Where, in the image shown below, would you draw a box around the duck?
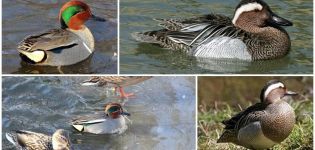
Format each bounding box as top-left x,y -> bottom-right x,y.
71,102 -> 131,134
81,76 -> 152,98
217,80 -> 297,149
6,129 -> 71,150
132,0 -> 293,61
17,0 -> 106,66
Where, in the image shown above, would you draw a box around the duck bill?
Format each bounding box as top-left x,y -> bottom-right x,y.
122,112 -> 131,116
285,91 -> 298,96
268,12 -> 293,26
90,14 -> 106,22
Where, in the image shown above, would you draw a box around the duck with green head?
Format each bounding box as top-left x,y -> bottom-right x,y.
18,0 -> 106,66
71,102 -> 131,134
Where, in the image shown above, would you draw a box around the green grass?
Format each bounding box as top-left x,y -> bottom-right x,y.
198,99 -> 313,150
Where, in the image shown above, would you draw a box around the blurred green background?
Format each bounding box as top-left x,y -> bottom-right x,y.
198,77 -> 313,110
198,77 -> 313,150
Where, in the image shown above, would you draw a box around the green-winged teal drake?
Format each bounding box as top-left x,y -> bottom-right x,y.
217,80 -> 297,149
133,0 -> 293,61
17,0 -> 106,66
81,76 -> 152,98
71,102 -> 131,134
6,129 -> 71,150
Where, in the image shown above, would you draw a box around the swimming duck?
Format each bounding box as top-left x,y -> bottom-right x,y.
217,80 -> 297,149
71,102 -> 130,134
133,0 -> 293,61
6,129 -> 71,150
81,76 -> 152,98
18,0 -> 106,66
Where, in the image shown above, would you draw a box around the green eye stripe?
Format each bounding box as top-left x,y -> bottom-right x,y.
108,106 -> 120,113
61,6 -> 84,25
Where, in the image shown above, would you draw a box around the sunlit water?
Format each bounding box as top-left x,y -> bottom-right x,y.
2,0 -> 117,74
120,0 -> 313,74
2,76 -> 196,150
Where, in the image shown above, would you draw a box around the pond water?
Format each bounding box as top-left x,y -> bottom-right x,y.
2,76 -> 196,150
120,0 -> 313,74
2,0 -> 117,74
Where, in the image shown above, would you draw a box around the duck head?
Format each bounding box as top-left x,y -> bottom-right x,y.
232,0 -> 293,32
59,0 -> 92,30
260,80 -> 298,104
105,103 -> 130,119
52,129 -> 71,150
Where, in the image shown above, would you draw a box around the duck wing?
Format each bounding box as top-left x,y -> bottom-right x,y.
223,103 -> 267,130
6,130 -> 51,149
217,103 -> 267,143
107,76 -> 152,87
71,112 -> 108,125
93,76 -> 151,87
154,14 -> 232,31
17,29 -> 79,53
134,14 -> 252,54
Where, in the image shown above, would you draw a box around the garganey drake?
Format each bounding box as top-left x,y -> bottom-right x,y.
17,0 -> 106,66
6,129 -> 71,150
71,102 -> 131,134
81,76 -> 152,98
133,0 -> 293,61
217,80 -> 297,149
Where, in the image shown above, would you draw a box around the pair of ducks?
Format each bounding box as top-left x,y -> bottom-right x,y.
6,79 -> 297,150
19,0 -> 292,67
6,76 -> 152,150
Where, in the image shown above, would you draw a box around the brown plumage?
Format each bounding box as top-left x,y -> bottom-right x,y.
82,76 -> 152,98
217,80 -> 297,149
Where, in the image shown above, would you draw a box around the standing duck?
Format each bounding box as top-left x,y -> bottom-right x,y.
81,76 -> 152,98
18,0 -> 106,66
217,80 -> 297,149
6,129 -> 71,150
71,102 -> 130,134
133,0 -> 293,61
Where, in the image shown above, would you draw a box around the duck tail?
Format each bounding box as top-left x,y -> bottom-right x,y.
131,29 -> 168,44
5,132 -> 18,146
72,124 -> 84,132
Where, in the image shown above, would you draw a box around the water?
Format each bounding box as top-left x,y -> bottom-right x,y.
120,0 -> 313,74
2,0 -> 117,74
2,76 -> 196,150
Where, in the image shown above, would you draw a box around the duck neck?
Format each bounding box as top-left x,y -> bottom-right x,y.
261,101 -> 295,143
241,25 -> 291,60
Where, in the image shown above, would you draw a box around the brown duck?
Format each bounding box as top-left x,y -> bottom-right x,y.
82,76 -> 152,98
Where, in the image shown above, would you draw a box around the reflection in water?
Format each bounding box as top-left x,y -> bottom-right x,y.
2,0 -> 117,74
120,0 -> 312,74
2,77 -> 196,150
196,57 -> 291,73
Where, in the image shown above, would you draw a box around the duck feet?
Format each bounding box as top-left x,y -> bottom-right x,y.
116,87 -> 135,99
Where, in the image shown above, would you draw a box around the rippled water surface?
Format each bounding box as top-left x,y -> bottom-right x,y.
120,0 -> 313,74
2,76 -> 196,149
2,0 -> 117,74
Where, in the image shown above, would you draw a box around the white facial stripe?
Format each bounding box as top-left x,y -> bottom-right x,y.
232,2 -> 263,24
264,82 -> 284,99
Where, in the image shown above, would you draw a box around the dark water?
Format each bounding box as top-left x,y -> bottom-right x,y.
120,0 -> 313,74
2,0 -> 117,74
2,76 -> 196,150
